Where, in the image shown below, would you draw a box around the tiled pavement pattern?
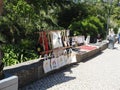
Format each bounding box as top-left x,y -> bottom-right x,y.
20,44 -> 120,90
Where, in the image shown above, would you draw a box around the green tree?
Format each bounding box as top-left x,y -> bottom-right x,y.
69,16 -> 106,42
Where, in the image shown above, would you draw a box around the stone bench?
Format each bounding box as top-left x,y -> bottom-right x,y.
0,75 -> 18,90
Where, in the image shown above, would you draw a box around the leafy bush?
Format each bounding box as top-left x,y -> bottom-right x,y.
69,16 -> 106,42
0,0 -> 113,66
113,27 -> 119,34
1,44 -> 38,66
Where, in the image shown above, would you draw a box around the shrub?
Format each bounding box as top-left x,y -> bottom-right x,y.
1,44 -> 38,66
69,16 -> 106,41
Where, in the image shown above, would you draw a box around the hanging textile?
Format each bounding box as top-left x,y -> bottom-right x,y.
43,54 -> 51,73
50,31 -> 63,49
50,52 -> 59,70
39,31 -> 49,52
68,48 -> 77,64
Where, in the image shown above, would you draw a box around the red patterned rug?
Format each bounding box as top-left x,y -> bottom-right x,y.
80,45 -> 97,51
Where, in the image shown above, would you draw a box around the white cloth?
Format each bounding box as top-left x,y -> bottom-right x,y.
51,57 -> 59,70
84,35 -> 90,45
50,31 -> 63,49
43,59 -> 51,73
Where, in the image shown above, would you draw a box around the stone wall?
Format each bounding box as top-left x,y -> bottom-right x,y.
4,59 -> 44,88
3,42 -> 108,88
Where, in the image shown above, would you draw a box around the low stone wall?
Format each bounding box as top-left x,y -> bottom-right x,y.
76,47 -> 100,63
76,41 -> 108,63
3,42 -> 108,88
4,59 -> 44,88
100,43 -> 108,51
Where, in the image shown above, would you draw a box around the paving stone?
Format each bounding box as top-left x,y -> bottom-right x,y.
20,44 -> 120,90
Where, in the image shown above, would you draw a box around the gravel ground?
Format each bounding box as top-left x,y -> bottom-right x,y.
20,44 -> 120,90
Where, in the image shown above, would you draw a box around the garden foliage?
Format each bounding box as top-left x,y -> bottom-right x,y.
0,0 -> 119,66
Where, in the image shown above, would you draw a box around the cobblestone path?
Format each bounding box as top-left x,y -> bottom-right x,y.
20,44 -> 120,90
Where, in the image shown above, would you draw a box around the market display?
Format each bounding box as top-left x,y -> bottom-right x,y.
36,30 -> 98,73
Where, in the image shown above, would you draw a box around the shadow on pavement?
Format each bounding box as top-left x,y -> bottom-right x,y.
81,51 -> 104,63
20,66 -> 76,90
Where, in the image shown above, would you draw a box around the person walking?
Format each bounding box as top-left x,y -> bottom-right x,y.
107,28 -> 115,49
117,28 -> 120,44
